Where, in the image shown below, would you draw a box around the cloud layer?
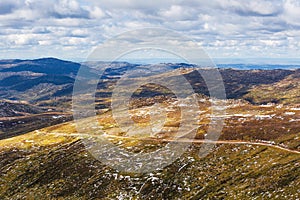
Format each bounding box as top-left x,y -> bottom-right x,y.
0,0 -> 300,61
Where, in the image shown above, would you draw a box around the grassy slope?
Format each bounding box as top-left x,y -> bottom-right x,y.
0,113 -> 299,199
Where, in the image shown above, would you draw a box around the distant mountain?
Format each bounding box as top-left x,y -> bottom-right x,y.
0,59 -> 25,65
0,58 -> 299,105
166,68 -> 294,99
0,58 -> 80,76
0,58 -> 82,103
217,63 -> 300,70
219,68 -> 294,99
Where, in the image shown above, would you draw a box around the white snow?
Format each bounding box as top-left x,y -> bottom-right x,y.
284,112 -> 295,115
290,107 -> 300,111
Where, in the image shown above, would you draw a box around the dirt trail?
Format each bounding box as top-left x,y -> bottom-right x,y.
49,132 -> 300,155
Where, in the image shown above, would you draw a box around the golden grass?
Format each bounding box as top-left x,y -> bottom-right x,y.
0,131 -> 76,150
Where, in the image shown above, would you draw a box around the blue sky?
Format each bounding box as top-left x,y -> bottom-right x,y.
0,0 -> 300,64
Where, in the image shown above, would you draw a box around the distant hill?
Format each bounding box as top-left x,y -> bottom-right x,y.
160,68 -> 294,99
244,69 -> 300,104
0,100 -> 44,117
0,58 -> 80,76
217,63 -> 300,70
0,75 -> 74,91
0,58 -> 299,105
0,58 -> 81,103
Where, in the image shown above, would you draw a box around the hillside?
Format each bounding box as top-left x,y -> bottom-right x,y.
0,97 -> 299,199
0,58 -> 80,103
244,69 -> 300,104
175,68 -> 293,99
0,100 -> 44,117
0,135 -> 299,199
0,101 -> 71,140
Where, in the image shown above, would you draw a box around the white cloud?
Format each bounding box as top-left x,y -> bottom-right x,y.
216,0 -> 281,16
0,0 -> 22,14
88,6 -> 106,19
159,5 -> 198,21
282,0 -> 300,26
0,0 -> 300,60
90,0 -> 183,11
6,34 -> 38,45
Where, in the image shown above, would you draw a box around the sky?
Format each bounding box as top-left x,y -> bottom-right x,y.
0,0 -> 300,64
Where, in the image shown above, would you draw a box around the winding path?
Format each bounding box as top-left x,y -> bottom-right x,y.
49,132 -> 300,155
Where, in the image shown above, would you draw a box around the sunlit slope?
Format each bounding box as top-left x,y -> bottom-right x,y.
35,96 -> 300,150
0,96 -> 299,199
0,128 -> 299,199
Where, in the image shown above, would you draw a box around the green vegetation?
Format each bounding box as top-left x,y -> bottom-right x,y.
0,132 -> 299,199
0,98 -> 299,199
